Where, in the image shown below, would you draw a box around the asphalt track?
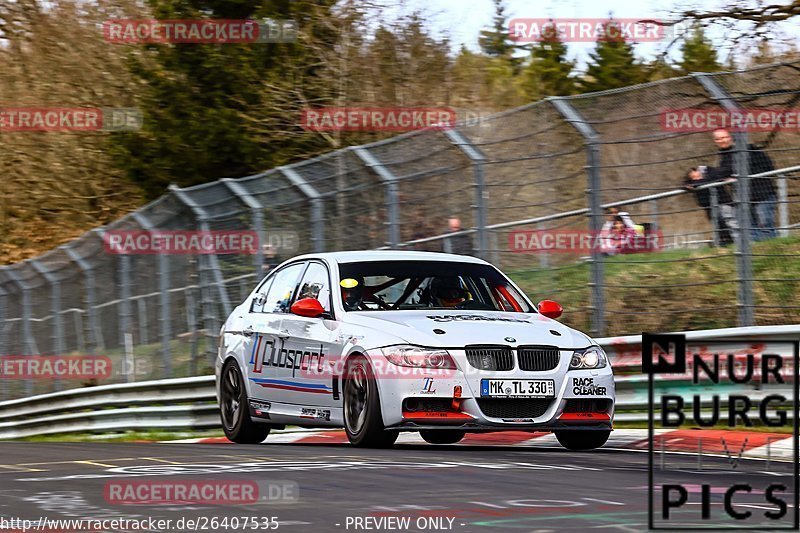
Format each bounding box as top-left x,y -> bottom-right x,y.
0,438 -> 795,533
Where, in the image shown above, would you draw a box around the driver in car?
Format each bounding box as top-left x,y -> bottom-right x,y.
340,277 -> 366,311
429,277 -> 469,308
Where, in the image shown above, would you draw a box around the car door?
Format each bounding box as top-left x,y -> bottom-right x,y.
279,260 -> 340,411
245,261 -> 306,404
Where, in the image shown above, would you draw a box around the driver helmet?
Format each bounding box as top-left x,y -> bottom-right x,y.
430,276 -> 468,307
340,277 -> 364,310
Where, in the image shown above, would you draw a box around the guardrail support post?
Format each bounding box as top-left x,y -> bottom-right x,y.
444,128 -> 488,259
695,74 -> 754,327
550,97 -> 605,336
279,166 -> 325,253
353,147 -> 401,249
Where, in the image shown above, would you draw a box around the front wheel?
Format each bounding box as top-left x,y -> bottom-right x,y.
420,430 -> 465,445
555,429 -> 610,451
343,355 -> 398,448
220,360 -> 270,444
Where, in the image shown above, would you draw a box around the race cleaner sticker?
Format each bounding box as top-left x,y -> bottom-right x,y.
572,377 -> 607,395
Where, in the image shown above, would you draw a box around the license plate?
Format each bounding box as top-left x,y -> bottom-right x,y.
480,379 -> 555,398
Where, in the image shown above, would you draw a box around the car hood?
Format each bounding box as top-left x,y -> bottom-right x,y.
341,309 -> 595,349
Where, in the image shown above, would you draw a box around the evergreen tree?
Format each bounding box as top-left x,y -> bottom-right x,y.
111,0 -> 340,198
679,25 -> 721,73
478,0 -> 514,59
580,21 -> 648,92
520,32 -> 576,98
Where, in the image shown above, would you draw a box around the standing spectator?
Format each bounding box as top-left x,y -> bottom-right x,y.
442,216 -> 473,255
748,145 -> 778,240
686,129 -> 740,245
687,128 -> 778,243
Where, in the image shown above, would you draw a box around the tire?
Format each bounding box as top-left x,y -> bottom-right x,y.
343,354 -> 398,448
555,429 -> 610,451
219,359 -> 270,444
420,430 -> 465,445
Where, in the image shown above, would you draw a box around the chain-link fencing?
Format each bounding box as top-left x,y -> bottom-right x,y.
1,61 -> 799,399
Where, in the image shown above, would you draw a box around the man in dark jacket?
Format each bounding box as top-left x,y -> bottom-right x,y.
685,129 -> 737,245
686,129 -> 778,244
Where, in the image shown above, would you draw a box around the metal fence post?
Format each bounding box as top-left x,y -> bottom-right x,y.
222,178 -> 265,278
443,128 -> 489,259
118,254 -> 132,349
121,212 -> 165,371
64,242 -> 103,352
550,97 -> 605,336
695,74 -> 754,326
778,176 -> 789,237
4,269 -> 35,395
353,147 -> 400,249
169,186 -> 232,367
29,260 -> 63,391
29,260 -> 63,358
0,284 -> 5,354
279,166 -> 325,253
732,131 -> 755,326
649,199 -> 659,231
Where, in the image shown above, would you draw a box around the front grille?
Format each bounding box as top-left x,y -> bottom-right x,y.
476,398 -> 553,419
518,345 -> 560,371
466,346 -> 514,371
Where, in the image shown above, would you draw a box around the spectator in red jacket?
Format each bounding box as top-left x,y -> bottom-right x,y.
601,216 -> 638,255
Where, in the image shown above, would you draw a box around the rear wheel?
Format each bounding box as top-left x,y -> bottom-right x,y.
555,429 -> 610,451
420,430 -> 465,445
220,360 -> 270,444
343,355 -> 398,448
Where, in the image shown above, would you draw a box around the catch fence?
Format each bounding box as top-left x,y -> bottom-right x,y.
1,61 -> 800,399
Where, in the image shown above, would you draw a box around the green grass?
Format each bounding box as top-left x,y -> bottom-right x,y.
508,235 -> 800,335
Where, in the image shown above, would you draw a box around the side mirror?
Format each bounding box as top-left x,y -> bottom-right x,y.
290,297 -> 326,318
537,300 -> 563,319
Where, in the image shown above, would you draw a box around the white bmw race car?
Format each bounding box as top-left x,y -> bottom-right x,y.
215,251 -> 615,449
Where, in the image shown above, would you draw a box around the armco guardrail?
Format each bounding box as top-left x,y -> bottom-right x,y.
0,325 -> 795,439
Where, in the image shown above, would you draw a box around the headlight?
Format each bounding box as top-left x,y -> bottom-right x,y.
569,346 -> 607,369
381,345 -> 457,369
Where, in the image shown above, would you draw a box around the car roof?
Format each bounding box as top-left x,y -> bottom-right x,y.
289,250 -> 490,265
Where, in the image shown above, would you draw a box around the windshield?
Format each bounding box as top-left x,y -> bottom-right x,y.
337,260 -> 533,312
